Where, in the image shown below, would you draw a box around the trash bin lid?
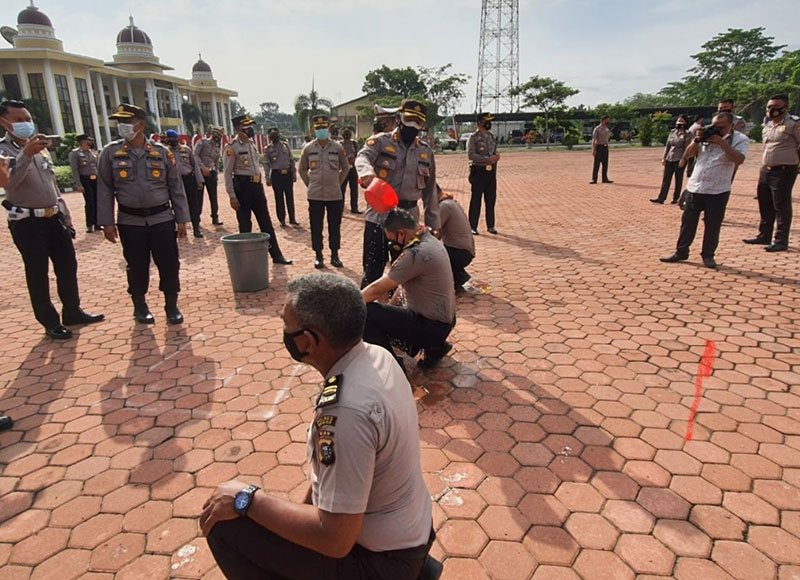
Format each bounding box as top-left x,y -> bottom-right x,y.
220,232 -> 271,244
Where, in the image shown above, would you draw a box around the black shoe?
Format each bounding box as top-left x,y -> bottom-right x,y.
86,227 -> 93,233
660,253 -> 689,263
418,341 -> 453,369
702,256 -> 717,269
212,218 -> 223,226
488,227 -> 498,234
603,179 -> 614,183
132,296 -> 155,324
62,310 -> 105,326
330,254 -> 343,268
470,229 -> 479,235
351,209 -> 363,214
454,271 -> 471,288
314,252 -> 324,269
589,180 -> 597,184
743,237 -> 770,245
0,415 -> 13,432
165,307 -> 183,325
670,199 -> 679,205
289,220 -> 300,226
279,222 -> 287,227
765,243 -> 788,252
193,227 -> 204,238
46,325 -> 73,340
273,255 -> 293,265
96,225 -> 104,231
418,555 -> 443,580
650,199 -> 664,204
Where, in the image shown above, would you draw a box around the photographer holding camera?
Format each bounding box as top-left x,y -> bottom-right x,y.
660,111 -> 748,269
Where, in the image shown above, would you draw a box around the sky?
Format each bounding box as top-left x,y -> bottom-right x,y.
7,0 -> 799,115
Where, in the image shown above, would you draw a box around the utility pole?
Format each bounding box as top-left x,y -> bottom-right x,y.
476,0 -> 520,114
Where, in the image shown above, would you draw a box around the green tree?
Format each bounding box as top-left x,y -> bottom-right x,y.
623,92 -> 672,108
510,76 -> 579,150
294,89 -> 333,135
181,101 -> 203,134
362,66 -> 426,98
54,133 -> 79,166
230,99 -> 248,118
253,102 -> 298,133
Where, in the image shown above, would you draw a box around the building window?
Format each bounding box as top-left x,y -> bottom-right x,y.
2,74 -> 22,100
75,78 -> 95,135
54,74 -> 75,132
201,102 -> 212,124
27,73 -> 53,134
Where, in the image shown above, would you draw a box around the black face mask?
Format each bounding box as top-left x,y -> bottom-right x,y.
400,125 -> 419,144
283,328 -> 317,362
343,132 -> 352,140
242,127 -> 255,138
768,107 -> 786,118
270,135 -> 279,142
389,232 -> 406,253
167,139 -> 179,147
483,122 -> 492,131
676,124 -> 685,130
212,135 -> 221,142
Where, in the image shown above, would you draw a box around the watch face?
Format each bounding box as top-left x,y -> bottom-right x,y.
234,492 -> 249,512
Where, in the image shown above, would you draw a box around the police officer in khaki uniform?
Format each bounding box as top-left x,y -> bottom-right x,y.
355,99 -> 439,288
0,100 -> 104,339
340,127 -> 361,214
69,133 -> 101,233
438,186 -> 475,289
194,126 -> 223,226
467,112 -> 499,234
362,209 -> 456,371
591,116 -> 613,184
165,130 -> 205,238
224,114 -> 292,265
717,99 -> 747,133
743,94 -> 800,252
373,105 -> 397,134
651,116 -> 691,204
202,273 -> 436,580
98,103 -> 189,325
264,127 -> 298,227
299,115 -> 350,269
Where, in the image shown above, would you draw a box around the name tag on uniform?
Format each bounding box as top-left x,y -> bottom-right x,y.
89,175 -> 97,180
486,165 -> 493,171
252,174 -> 261,183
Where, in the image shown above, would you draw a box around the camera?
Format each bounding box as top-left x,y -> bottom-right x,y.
700,126 -> 721,142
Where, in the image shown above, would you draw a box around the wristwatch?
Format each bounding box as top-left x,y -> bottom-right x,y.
233,484 -> 260,517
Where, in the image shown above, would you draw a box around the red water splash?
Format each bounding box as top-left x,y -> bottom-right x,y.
684,340 -> 717,442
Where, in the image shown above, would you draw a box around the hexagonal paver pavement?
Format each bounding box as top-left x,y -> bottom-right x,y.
3,145 -> 800,579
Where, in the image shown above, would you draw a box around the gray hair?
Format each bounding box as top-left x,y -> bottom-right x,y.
286,273 -> 366,349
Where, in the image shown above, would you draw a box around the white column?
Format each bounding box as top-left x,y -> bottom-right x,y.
226,100 -> 233,134
176,90 -> 186,134
211,93 -> 219,126
95,72 -> 112,143
65,63 -> 85,134
42,60 -> 64,135
111,76 -> 120,106
17,60 -> 31,99
85,71 -> 102,145
126,79 -> 134,105
146,79 -> 161,133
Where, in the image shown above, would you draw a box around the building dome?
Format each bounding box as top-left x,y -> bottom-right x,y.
116,16 -> 152,46
17,2 -> 52,27
192,55 -> 212,73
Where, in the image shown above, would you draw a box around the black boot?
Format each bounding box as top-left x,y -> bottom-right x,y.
330,251 -> 343,268
164,293 -> 184,325
193,224 -> 204,238
132,295 -> 155,324
314,251 -> 324,269
212,216 -> 223,226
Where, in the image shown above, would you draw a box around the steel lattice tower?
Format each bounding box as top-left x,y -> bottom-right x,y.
476,0 -> 520,114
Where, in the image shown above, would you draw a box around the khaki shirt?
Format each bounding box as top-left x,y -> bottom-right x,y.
223,137 -> 261,200
355,130 -> 440,229
762,115 -> 800,167
308,341 -> 432,552
68,147 -> 98,184
263,140 -> 296,176
171,144 -> 204,185
97,139 -> 189,226
388,230 -> 455,323
664,129 -> 691,162
467,130 -> 497,167
341,138 -> 359,165
439,198 -> 475,256
194,137 -> 221,172
0,135 -> 70,218
593,125 -> 611,146
298,139 -> 349,201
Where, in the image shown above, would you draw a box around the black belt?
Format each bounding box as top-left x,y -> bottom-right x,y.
398,199 -> 418,210
765,164 -> 798,171
118,202 -> 171,217
597,144 -> 609,147
271,169 -> 291,175
234,174 -> 262,183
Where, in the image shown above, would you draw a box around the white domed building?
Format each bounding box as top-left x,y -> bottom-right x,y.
0,2 -> 237,144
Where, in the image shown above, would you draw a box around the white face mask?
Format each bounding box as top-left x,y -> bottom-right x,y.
10,121 -> 36,140
117,122 -> 137,141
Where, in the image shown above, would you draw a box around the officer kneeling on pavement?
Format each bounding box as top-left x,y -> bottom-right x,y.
362,208 -> 456,371
0,100 -> 104,339
202,273 -> 438,580
98,103 -> 189,325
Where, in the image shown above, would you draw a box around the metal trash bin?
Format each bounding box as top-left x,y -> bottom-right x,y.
220,233 -> 270,292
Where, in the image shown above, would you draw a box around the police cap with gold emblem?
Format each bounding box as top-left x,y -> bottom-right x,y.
312,115 -> 330,129
398,99 -> 427,127
76,134 -> 90,143
267,127 -> 280,136
232,114 -> 255,128
109,103 -> 146,121
375,104 -> 398,120
477,112 -> 495,123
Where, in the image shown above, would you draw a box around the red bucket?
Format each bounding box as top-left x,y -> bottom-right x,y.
363,178 -> 398,213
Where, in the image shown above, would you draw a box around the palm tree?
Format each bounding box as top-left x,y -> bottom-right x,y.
294,85 -> 333,135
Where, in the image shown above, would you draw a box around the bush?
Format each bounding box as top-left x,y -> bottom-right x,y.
55,133 -> 79,166
655,124 -> 670,146
638,116 -> 655,147
563,134 -> 580,150
54,165 -> 75,192
748,124 -> 763,143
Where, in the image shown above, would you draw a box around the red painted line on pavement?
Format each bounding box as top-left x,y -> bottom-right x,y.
685,340 -> 717,442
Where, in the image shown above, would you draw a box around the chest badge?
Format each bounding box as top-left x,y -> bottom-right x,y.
152,169 -> 161,178
119,170 -> 128,178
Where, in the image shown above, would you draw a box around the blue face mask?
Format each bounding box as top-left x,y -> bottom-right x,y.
11,121 -> 36,140
315,129 -> 330,140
